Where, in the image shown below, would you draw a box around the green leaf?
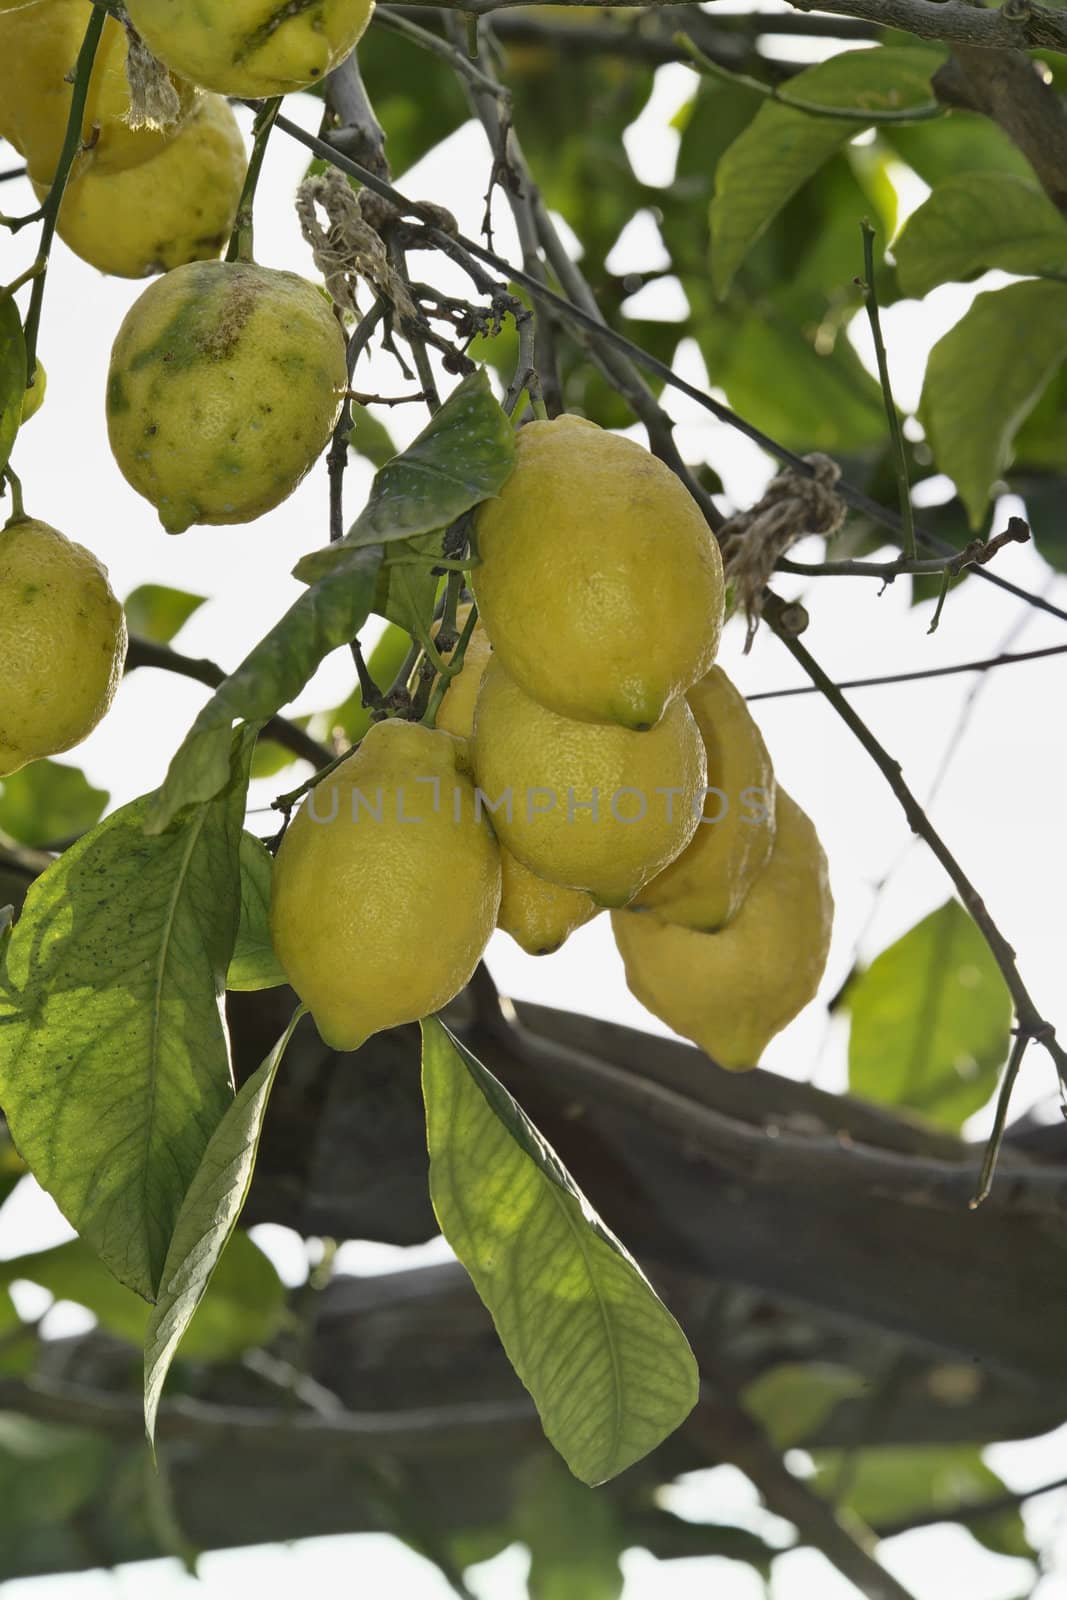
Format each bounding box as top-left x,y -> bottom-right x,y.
710,47 -> 940,295
374,534 -> 445,636
742,1363 -> 865,1449
886,111 -> 1032,190
846,900 -> 1013,1130
0,761 -> 108,848
0,296 -> 26,478
147,545 -> 381,834
294,370 -> 514,581
0,1230 -> 283,1359
920,279 -> 1067,526
0,736 -> 253,1300
349,405 -> 397,469
895,174 -> 1067,298
516,1454 -> 624,1600
124,584 -> 207,646
0,1413 -> 111,1530
421,1019 -> 698,1485
248,720 -> 311,780
811,1445 -> 1035,1561
144,1008 -> 302,1444
227,832 -> 286,993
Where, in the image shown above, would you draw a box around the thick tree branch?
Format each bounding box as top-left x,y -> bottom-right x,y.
934,48 -> 1067,216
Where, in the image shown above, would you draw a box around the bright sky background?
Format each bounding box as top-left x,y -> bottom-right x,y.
2,15 -> 1066,1598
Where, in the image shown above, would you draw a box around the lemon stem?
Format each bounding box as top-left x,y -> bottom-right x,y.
422,602 -> 478,728
226,98 -> 283,266
2,466 -> 25,523
21,5 -> 106,383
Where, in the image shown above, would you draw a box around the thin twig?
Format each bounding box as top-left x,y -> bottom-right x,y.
747,642 -> 1067,701
859,220 -> 915,560
778,517 -> 1030,583
971,1032 -> 1031,1209
763,591 -> 1067,1098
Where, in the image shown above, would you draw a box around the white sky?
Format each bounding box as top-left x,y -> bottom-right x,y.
2,36 -> 1066,1600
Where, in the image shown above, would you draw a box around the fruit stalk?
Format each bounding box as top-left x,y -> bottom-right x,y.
225,95 -> 282,265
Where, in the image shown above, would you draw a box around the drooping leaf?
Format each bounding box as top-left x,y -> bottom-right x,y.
0,296 -> 26,478
516,1453 -> 625,1600
144,1008 -> 303,1444
293,370 -> 514,581
227,833 -> 286,993
811,1445 -> 1035,1561
0,761 -> 108,848
349,405 -> 397,469
847,900 -> 1013,1130
374,533 -> 445,636
920,279 -> 1067,527
420,1018 -> 698,1485
0,1229 -> 284,1360
147,545 -> 381,834
895,173 -> 1067,297
742,1363 -> 865,1449
0,736 -> 254,1300
124,585 -> 207,646
710,47 -> 940,295
1012,471 -> 1067,575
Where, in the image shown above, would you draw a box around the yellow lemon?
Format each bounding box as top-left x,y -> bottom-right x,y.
270,720 -> 501,1051
498,850 -> 598,956
632,667 -> 776,932
125,0 -> 375,96
431,605 -> 493,742
612,791 -> 833,1069
39,94 -> 245,279
106,259 -> 348,532
0,0 -> 194,183
0,516 -> 127,777
471,415 -> 724,729
20,363 -> 46,422
472,658 -> 706,908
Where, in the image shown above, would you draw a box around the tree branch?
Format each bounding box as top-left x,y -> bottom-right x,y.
746,641 -> 1067,701
124,636 -> 331,769
934,48 -> 1067,217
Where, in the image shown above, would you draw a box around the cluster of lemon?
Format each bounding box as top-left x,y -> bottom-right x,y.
0,0 -> 374,279
272,417 -> 834,1069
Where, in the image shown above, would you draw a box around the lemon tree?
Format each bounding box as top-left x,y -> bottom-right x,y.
0,4 -> 1064,1595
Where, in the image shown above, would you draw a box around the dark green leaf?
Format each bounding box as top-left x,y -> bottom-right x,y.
144,1008 -> 302,1444
629,1508 -> 777,1572
710,48 -> 940,295
742,1363 -> 865,1449
920,280 -> 1067,526
0,296 -> 26,478
0,736 -> 253,1299
124,585 -> 207,646
249,720 -> 311,780
147,545 -> 381,834
349,405 -> 397,469
1012,472 -> 1067,575
0,1414 -> 111,1530
885,112 -> 1033,190
227,832 -> 286,993
847,900 -> 1012,1129
294,371 -> 514,579
895,173 -> 1067,297
0,1230 -> 284,1359
516,1454 -> 624,1600
0,761 -> 108,848
812,1445 -> 1035,1561
374,535 -> 444,635
421,1019 -> 698,1485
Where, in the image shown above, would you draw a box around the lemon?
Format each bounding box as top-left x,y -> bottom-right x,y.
39,94 -> 245,279
20,363 -> 46,423
430,605 -> 493,742
498,850 -> 598,955
106,259 -> 348,532
472,658 -> 706,908
471,415 -> 724,729
612,790 -> 833,1069
632,667 -> 776,932
125,0 -> 375,96
0,516 -> 127,777
270,720 -> 501,1051
0,0 -> 194,183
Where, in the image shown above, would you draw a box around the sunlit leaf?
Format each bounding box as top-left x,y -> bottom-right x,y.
421,1018 -> 698,1485
742,1362 -> 865,1449
895,173 -> 1067,297
124,585 -> 207,646
517,1453 -> 624,1600
227,832 -> 286,992
0,761 -> 108,848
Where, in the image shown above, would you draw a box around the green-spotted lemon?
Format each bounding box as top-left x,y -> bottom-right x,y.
39,94 -> 245,279
0,0 -> 194,182
612,791 -> 833,1069
0,516 -> 127,776
106,259 -> 348,532
471,415 -> 724,729
270,720 -> 501,1051
471,657 -> 706,908
632,666 -> 776,932
125,0 -> 375,96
